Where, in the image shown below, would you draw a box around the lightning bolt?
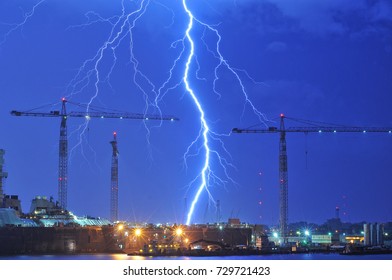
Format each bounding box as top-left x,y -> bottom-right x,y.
182,1 -> 210,225
180,0 -> 268,225
0,0 -> 45,47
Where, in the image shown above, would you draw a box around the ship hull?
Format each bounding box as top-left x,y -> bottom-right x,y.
0,226 -> 121,255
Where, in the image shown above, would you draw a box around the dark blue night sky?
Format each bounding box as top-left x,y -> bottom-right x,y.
0,0 -> 391,225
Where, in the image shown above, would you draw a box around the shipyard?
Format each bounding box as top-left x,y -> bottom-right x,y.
1,100 -> 392,257
1,101 -> 392,257
1,142 -> 392,257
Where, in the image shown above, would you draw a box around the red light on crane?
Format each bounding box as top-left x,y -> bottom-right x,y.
61,97 -> 66,102
280,113 -> 284,118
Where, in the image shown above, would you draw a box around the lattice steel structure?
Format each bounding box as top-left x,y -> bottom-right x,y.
58,100 -> 68,209
110,132 -> 119,222
279,116 -> 288,243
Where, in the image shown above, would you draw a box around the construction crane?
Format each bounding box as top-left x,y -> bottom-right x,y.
232,114 -> 392,244
110,131 -> 119,222
11,98 -> 179,210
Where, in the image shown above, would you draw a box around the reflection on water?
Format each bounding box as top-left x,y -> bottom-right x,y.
1,253 -> 392,260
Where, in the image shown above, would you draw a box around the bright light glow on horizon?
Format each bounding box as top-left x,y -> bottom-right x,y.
135,228 -> 142,236
175,227 -> 183,236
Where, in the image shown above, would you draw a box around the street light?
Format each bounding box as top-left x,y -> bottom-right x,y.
135,228 -> 142,237
116,224 -> 125,250
175,228 -> 183,236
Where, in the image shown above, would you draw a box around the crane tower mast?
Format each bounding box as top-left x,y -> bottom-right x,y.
279,115 -> 288,243
58,99 -> 68,209
110,132 -> 119,222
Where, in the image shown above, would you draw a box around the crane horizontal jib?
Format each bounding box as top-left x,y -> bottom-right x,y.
10,110 -> 179,121
232,127 -> 392,134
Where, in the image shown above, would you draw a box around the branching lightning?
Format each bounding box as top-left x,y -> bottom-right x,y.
182,1 -> 211,225
180,0 -> 268,225
66,0 -> 154,160
0,0 -> 45,47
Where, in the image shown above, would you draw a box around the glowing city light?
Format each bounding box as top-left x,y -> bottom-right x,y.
175,228 -> 183,236
135,228 -> 142,237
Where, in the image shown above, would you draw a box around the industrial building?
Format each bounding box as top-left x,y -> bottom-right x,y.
364,223 -> 384,246
1,149 -> 22,216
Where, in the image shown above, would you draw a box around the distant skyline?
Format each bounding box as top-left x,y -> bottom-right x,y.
0,0 -> 391,225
